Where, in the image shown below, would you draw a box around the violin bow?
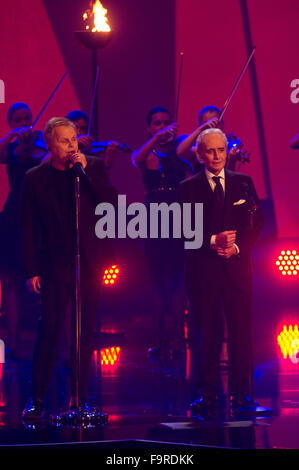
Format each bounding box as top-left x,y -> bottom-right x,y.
31,68 -> 71,130
219,46 -> 256,122
87,64 -> 100,137
175,52 -> 184,122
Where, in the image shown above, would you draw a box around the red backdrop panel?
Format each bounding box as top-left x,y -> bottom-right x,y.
0,0 -> 81,209
246,0 -> 299,238
175,0 -> 299,238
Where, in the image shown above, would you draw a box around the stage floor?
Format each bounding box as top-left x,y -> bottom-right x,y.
0,335 -> 299,451
1,241 -> 299,452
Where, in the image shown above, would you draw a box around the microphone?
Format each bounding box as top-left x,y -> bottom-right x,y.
72,161 -> 86,177
67,152 -> 86,177
241,182 -> 258,211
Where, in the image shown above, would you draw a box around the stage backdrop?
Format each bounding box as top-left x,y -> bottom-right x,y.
1,0 -> 298,238
175,0 -> 299,239
0,0 -> 176,338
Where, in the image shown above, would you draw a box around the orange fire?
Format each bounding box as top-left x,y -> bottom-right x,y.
83,1 -> 111,32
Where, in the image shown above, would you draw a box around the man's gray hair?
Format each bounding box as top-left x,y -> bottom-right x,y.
196,128 -> 228,153
44,117 -> 77,148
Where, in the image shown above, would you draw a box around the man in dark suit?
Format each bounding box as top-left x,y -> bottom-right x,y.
179,128 -> 264,418
20,117 -> 117,420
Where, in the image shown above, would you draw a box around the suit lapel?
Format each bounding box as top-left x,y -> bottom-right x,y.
42,159 -> 66,225
223,170 -> 236,228
193,170 -> 214,202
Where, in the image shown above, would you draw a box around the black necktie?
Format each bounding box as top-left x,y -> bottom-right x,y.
212,176 -> 224,207
212,176 -> 224,231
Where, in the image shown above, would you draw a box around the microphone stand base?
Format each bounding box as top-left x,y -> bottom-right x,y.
49,407 -> 109,428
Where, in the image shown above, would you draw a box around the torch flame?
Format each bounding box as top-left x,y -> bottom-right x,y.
83,0 -> 111,32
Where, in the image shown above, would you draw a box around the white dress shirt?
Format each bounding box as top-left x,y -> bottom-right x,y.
206,168 -> 239,255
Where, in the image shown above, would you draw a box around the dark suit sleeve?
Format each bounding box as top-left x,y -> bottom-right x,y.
178,178 -> 211,250
20,172 -> 40,279
235,176 -> 264,254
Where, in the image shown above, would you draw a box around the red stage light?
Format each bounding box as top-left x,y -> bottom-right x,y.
277,324 -> 299,362
103,265 -> 120,286
0,364 -> 5,408
100,347 -> 121,367
275,250 -> 299,277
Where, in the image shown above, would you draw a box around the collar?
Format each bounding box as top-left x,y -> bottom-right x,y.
205,167 -> 225,182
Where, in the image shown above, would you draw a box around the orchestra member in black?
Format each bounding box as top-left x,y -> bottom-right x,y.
0,102 -> 47,356
66,109 -> 123,169
132,107 -> 192,363
21,117 -> 117,420
176,105 -> 242,173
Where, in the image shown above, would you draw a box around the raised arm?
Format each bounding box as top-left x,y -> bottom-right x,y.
131,123 -> 178,167
176,118 -> 220,160
0,131 -> 18,163
0,127 -> 37,163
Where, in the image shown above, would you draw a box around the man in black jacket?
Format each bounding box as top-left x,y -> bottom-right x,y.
21,117 -> 117,420
179,128 -> 264,418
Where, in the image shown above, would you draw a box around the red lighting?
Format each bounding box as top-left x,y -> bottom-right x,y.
103,265 -> 120,286
275,250 -> 299,277
277,324 -> 299,362
0,364 -> 5,408
101,346 -> 121,366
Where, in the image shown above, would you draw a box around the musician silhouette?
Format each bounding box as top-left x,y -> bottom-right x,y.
0,102 -> 47,356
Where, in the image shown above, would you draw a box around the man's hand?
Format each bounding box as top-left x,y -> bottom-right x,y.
156,123 -> 178,144
13,127 -> 34,156
214,230 -> 237,248
26,276 -> 41,294
78,135 -> 94,152
201,117 -> 219,131
104,141 -> 120,168
226,147 -> 240,171
67,151 -> 87,169
216,244 -> 237,259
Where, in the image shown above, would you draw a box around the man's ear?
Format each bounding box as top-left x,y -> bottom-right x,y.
196,150 -> 204,164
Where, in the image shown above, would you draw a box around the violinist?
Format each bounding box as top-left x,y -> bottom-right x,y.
0,102 -> 47,357
176,105 -> 243,173
66,110 -> 126,169
0,102 -> 47,163
132,106 -> 191,364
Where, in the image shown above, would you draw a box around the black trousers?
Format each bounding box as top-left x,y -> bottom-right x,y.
31,267 -> 101,402
187,263 -> 254,400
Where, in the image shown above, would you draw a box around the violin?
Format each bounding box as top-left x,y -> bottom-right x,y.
12,128 -> 48,159
9,69 -> 70,161
226,133 -> 251,166
79,139 -> 131,156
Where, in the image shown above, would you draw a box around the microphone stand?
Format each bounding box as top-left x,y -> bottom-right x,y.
50,169 -> 108,428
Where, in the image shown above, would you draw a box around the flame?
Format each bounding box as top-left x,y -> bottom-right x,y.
83,1 -> 111,32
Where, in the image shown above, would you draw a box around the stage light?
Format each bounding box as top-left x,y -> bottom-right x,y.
275,250 -> 299,277
100,347 -> 121,367
0,364 -> 5,408
103,265 -> 120,286
277,324 -> 299,362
